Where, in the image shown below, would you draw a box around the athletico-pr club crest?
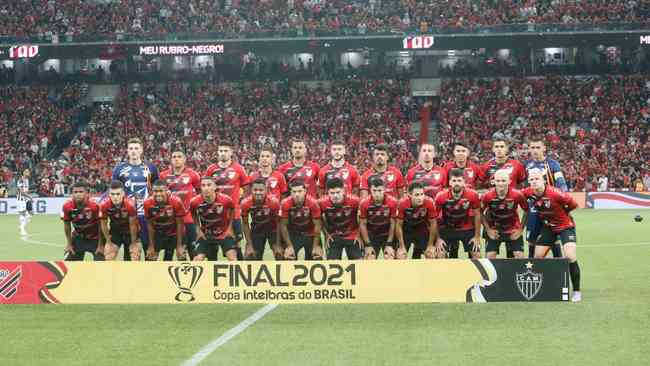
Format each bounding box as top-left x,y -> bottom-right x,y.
0,266 -> 22,299
168,263 -> 203,302
515,262 -> 543,301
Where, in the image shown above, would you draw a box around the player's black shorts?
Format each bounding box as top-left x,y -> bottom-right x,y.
154,234 -> 177,252
537,226 -> 577,246
403,233 -> 429,259
109,231 -> 132,247
288,232 -> 318,260
196,237 -> 238,258
440,229 -> 475,255
66,237 -> 104,261
249,231 -> 278,260
368,235 -> 395,255
485,233 -> 524,253
327,238 -> 363,260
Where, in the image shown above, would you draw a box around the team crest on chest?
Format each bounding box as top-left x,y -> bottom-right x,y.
181,176 -> 190,185
386,173 -> 394,182
507,201 -> 514,209
215,205 -> 224,214
305,167 -> 313,177
462,201 -> 470,210
269,178 -> 278,188
432,172 -> 441,180
467,170 -> 474,178
341,169 -> 349,179
227,171 -> 236,179
543,199 -> 552,208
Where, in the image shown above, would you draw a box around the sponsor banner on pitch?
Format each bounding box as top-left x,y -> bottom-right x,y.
586,192 -> 650,209
0,260 -> 569,304
0,197 -> 68,215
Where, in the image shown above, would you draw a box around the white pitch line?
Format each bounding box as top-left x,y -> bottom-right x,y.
20,234 -> 63,247
180,303 -> 278,366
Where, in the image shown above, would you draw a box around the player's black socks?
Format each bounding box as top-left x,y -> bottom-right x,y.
551,244 -> 563,258
506,250 -> 514,258
236,246 -> 244,260
569,261 -> 581,291
528,244 -> 535,258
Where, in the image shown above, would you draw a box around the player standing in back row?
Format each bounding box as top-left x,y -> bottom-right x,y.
406,144 -> 447,200
318,140 -> 360,197
443,141 -> 481,190
360,144 -> 405,200
278,138 -> 320,199
112,137 -> 159,260
524,137 -> 568,259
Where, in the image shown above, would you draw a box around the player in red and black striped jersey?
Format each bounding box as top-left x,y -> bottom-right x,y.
318,177 -> 363,260
61,181 -> 103,261
279,179 -> 323,260
248,147 -> 288,200
360,143 -> 405,200
434,168 -> 482,259
481,170 -> 528,259
523,169 -> 582,302
143,180 -> 187,261
205,141 -> 249,258
406,144 -> 447,200
99,181 -> 140,261
318,140 -> 360,197
443,141 -> 481,190
278,138 -> 320,199
479,137 -> 527,189
241,179 -> 282,260
395,182 -> 441,259
359,177 -> 398,260
159,150 -> 201,258
190,177 -> 237,261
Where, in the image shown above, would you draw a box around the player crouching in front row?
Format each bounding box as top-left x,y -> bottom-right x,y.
144,180 -> 187,261
523,169 -> 582,302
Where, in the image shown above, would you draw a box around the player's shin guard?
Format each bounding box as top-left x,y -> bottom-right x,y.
569,261 -> 581,291
528,244 -> 535,259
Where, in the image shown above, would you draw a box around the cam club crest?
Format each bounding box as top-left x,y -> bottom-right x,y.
516,262 -> 543,301
168,263 -> 203,302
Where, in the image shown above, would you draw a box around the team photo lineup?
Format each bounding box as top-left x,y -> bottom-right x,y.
56,134 -> 582,301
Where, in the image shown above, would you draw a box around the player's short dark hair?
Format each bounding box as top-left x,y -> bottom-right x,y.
152,180 -> 167,188
71,181 -> 89,191
449,168 -> 465,179
373,144 -> 389,154
369,177 -> 385,188
109,180 -> 124,190
492,136 -> 510,146
452,141 -> 470,150
290,138 -> 306,146
289,179 -> 306,189
326,177 -> 344,190
528,136 -> 546,145
252,178 -> 267,187
408,182 -> 425,193
419,143 -> 435,151
259,146 -> 274,155
201,176 -> 216,183
331,140 -> 345,147
171,150 -> 186,156
217,140 -> 233,148
127,137 -> 142,146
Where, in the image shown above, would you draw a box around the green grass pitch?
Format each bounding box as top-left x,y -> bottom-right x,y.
1,209 -> 649,366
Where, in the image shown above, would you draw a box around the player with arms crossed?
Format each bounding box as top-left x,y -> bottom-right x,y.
406,144 -> 447,200
395,182 -> 441,259
248,147 -> 288,200
359,178 -> 399,259
241,179 -> 282,260
319,177 -> 363,260
61,181 -> 104,261
318,140 -> 360,197
479,137 -> 527,188
443,141 -> 481,190
112,138 -> 159,259
190,177 -> 237,261
434,168 -> 482,259
525,138 -> 568,259
159,150 -> 201,258
99,181 -> 140,261
143,180 -> 187,261
481,170 -> 528,259
278,138 -> 320,199
523,169 -> 582,302
205,141 -> 249,258
279,179 -> 323,260
360,144 -> 405,200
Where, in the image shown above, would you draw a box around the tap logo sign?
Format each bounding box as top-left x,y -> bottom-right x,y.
641,35 -> 650,45
403,36 -> 434,49
9,45 -> 39,59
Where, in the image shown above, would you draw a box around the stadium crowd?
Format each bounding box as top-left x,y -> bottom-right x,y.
438,75 -> 650,192
1,0 -> 648,40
